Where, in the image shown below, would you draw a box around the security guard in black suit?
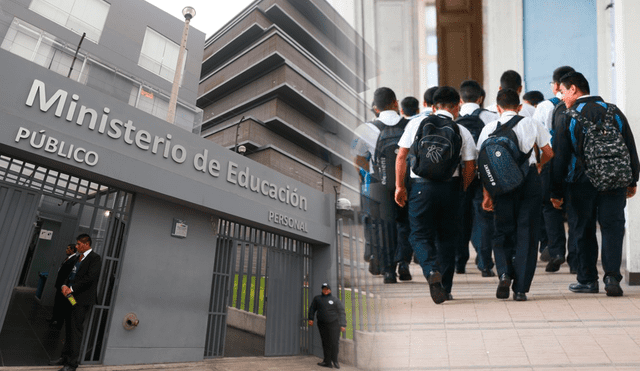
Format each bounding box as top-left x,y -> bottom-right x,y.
308,283 -> 346,369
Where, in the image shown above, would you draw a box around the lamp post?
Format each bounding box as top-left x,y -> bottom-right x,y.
166,6 -> 196,124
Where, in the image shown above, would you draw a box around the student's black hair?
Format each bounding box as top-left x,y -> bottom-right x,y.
68,243 -> 77,253
432,86 -> 460,108
400,96 -> 419,116
373,87 -> 397,111
423,86 -> 439,106
522,90 -> 545,106
459,80 -> 484,103
76,233 -> 92,247
552,66 -> 575,83
500,70 -> 522,90
560,72 -> 590,95
496,88 -> 520,109
370,100 -> 379,117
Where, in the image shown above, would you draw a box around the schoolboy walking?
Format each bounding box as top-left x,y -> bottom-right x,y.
477,89 -> 553,301
551,72 -> 639,296
395,86 -> 477,304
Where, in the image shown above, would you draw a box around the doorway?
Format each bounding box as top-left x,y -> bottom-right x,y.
0,154 -> 133,366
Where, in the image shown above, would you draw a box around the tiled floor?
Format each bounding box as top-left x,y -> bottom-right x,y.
363,257 -> 640,370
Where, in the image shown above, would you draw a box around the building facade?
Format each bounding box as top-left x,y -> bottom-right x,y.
0,0 -> 337,366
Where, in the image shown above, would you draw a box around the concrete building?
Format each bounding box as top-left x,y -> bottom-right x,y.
0,0 -> 337,367
198,0 -> 376,207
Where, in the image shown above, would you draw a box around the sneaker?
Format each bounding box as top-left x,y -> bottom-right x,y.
398,262 -> 412,281
604,276 -> 623,297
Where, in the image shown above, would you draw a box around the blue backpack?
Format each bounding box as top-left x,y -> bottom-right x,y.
477,116 -> 532,197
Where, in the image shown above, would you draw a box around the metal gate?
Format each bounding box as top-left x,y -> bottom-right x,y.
0,154 -> 133,364
204,219 -> 312,358
0,183 -> 40,333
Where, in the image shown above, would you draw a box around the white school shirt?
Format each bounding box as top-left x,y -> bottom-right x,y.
351,110 -> 403,175
476,111 -> 551,165
398,110 -> 477,179
519,102 -> 535,118
459,103 -> 500,125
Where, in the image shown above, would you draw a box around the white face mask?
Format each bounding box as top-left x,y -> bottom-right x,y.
555,91 -> 564,99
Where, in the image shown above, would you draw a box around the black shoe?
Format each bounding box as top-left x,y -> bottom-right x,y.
398,262 -> 412,281
383,272 -> 397,284
455,266 -> 466,274
333,361 -> 340,369
445,293 -> 453,301
496,274 -> 511,299
368,258 -> 381,276
49,358 -> 65,366
318,361 -> 333,368
513,292 -> 527,301
481,269 -> 496,277
569,281 -> 599,293
545,255 -> 565,272
426,271 -> 447,304
604,276 -> 624,297
540,247 -> 551,262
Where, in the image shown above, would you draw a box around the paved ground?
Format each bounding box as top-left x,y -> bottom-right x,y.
361,257 -> 640,370
2,256 -> 638,371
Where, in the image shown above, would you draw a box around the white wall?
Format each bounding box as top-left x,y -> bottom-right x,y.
615,0 -> 640,283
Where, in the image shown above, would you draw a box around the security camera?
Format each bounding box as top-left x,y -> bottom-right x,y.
238,145 -> 246,154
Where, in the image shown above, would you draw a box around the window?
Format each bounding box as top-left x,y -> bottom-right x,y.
1,18 -> 88,82
29,0 -> 110,43
138,28 -> 187,83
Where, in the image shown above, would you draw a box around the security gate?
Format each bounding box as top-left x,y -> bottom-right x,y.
0,183 -> 40,333
0,154 -> 133,364
204,219 -> 312,358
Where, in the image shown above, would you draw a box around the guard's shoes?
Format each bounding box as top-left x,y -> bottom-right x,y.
481,269 -> 496,277
539,247 -> 551,262
604,276 -> 624,297
333,361 -> 341,369
398,262 -> 412,281
513,292 -> 527,301
383,272 -> 397,284
317,361 -> 333,368
569,281 -> 599,293
426,271 -> 447,304
49,358 -> 65,366
496,273 -> 512,299
545,255 -> 565,272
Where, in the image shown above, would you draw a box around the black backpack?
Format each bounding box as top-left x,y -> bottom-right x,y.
456,108 -> 485,144
409,115 -> 462,181
372,117 -> 409,191
477,116 -> 532,197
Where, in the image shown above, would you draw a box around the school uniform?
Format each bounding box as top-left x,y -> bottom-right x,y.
398,110 -> 477,294
352,111 -> 412,279
533,96 -> 578,271
551,96 -> 640,290
457,103 -> 499,274
477,111 -> 551,296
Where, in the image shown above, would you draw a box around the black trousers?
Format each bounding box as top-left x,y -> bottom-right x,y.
51,291 -> 69,324
317,321 -> 340,363
61,304 -> 92,367
493,168 -> 541,293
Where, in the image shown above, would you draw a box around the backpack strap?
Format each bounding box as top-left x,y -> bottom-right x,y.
549,97 -> 561,106
492,115 -> 533,167
470,107 -> 486,117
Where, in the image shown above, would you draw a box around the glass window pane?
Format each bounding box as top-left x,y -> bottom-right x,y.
29,0 -> 109,42
138,27 -> 184,83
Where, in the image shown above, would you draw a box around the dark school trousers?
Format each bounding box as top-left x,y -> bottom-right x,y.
568,182 -> 626,283
408,177 -> 461,294
456,179 -> 480,270
317,320 -> 341,363
492,167 -> 541,293
541,165 -> 577,267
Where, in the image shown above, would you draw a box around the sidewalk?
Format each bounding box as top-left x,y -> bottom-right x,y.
359,257 -> 640,370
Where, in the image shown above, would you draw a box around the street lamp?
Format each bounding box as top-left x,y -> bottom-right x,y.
166,6 -> 196,124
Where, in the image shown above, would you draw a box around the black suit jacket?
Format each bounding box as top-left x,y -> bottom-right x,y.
65,251 -> 102,306
54,254 -> 77,291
